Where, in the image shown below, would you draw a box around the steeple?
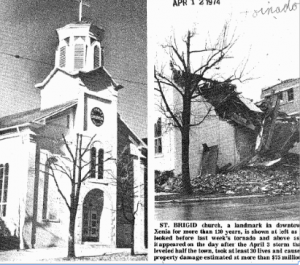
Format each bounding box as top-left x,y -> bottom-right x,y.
54,1 -> 104,74
36,0 -> 120,111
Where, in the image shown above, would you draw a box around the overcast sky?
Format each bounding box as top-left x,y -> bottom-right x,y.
152,0 -> 299,101
0,0 -> 147,138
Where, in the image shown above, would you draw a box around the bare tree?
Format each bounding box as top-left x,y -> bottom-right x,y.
112,144 -> 146,255
155,23 -> 251,194
40,133 -> 111,258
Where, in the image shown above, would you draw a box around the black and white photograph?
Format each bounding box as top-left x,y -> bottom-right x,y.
0,0 -> 147,262
0,0 -> 299,263
154,0 -> 299,221
152,1 -> 299,262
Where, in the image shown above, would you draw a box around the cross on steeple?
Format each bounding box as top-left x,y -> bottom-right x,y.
75,0 -> 90,22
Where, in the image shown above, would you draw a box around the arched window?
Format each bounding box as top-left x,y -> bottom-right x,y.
90,147 -> 96,178
97,149 -> 104,179
90,147 -> 104,179
59,46 -> 66,68
94,45 -> 100,69
74,44 -> 85,70
42,159 -> 59,221
0,163 -> 9,217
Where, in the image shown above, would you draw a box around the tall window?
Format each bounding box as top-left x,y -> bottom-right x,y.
155,118 -> 162,154
287,88 -> 294,101
98,149 -> 104,179
74,44 -> 84,70
90,147 -> 104,179
90,147 -> 96,179
0,163 -> 9,217
59,46 -> 66,68
42,159 -> 59,221
94,46 -> 100,69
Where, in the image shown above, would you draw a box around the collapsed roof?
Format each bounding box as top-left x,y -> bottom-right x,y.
201,82 -> 262,131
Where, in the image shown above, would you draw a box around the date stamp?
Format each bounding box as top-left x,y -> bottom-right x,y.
173,0 -> 220,7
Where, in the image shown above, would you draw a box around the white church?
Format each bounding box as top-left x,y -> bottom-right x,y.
0,10 -> 147,252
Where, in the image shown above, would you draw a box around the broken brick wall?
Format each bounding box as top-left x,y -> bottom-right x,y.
174,116 -> 240,178
234,126 -> 257,161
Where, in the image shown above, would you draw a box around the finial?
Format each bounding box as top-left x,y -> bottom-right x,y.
75,0 -> 90,22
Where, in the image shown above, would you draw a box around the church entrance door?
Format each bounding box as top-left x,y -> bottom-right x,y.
82,189 -> 103,242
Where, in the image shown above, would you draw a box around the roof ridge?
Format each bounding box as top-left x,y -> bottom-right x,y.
0,100 -> 78,130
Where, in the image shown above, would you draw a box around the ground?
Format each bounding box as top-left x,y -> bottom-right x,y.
156,193 -> 300,220
155,162 -> 300,220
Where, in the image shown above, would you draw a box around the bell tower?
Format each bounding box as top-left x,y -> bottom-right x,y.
54,0 -> 104,74
55,22 -> 104,74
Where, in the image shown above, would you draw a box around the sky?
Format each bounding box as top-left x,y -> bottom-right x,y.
0,0 -> 147,138
151,0 -> 299,102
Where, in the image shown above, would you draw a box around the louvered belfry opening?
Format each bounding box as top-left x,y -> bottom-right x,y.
94,45 -> 100,69
74,44 -> 85,70
59,46 -> 66,68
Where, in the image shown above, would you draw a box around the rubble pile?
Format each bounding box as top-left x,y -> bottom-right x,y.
155,163 -> 300,196
191,166 -> 299,196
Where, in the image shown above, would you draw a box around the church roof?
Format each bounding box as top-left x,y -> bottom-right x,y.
0,100 -> 77,131
35,67 -> 123,91
118,115 -> 147,148
0,100 -> 146,150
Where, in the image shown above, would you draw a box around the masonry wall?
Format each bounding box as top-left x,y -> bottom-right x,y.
154,124 -> 176,173
154,84 -> 177,173
0,132 -> 31,249
261,79 -> 300,154
29,149 -> 69,249
154,84 -> 257,178
261,79 -> 300,115
174,116 -> 240,178
116,117 -> 146,249
24,104 -> 117,248
116,117 -> 134,248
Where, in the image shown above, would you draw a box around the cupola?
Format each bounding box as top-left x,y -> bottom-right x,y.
55,22 -> 105,74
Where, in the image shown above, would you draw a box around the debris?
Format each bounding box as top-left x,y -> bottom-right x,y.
249,158 -> 281,167
156,160 -> 299,196
226,190 -> 235,195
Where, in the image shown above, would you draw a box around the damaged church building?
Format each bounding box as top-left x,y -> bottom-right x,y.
155,79 -> 299,179
0,19 -> 147,252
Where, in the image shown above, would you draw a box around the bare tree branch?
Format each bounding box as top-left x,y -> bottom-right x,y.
62,134 -> 75,164
47,167 -> 71,210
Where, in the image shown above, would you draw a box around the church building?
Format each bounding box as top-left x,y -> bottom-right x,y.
0,15 -> 147,252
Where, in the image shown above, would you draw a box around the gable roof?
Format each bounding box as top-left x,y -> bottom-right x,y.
118,114 -> 147,148
35,67 -> 123,91
0,100 -> 77,131
0,101 -> 147,150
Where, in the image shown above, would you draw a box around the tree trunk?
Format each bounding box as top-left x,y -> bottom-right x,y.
68,210 -> 76,258
131,220 -> 135,255
181,73 -> 193,194
181,127 -> 193,194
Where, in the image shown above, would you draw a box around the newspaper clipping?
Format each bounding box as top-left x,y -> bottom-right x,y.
153,0 -> 299,263
0,0 -> 299,263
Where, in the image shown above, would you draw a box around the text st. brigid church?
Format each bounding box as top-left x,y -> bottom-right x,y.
0,8 -> 147,252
